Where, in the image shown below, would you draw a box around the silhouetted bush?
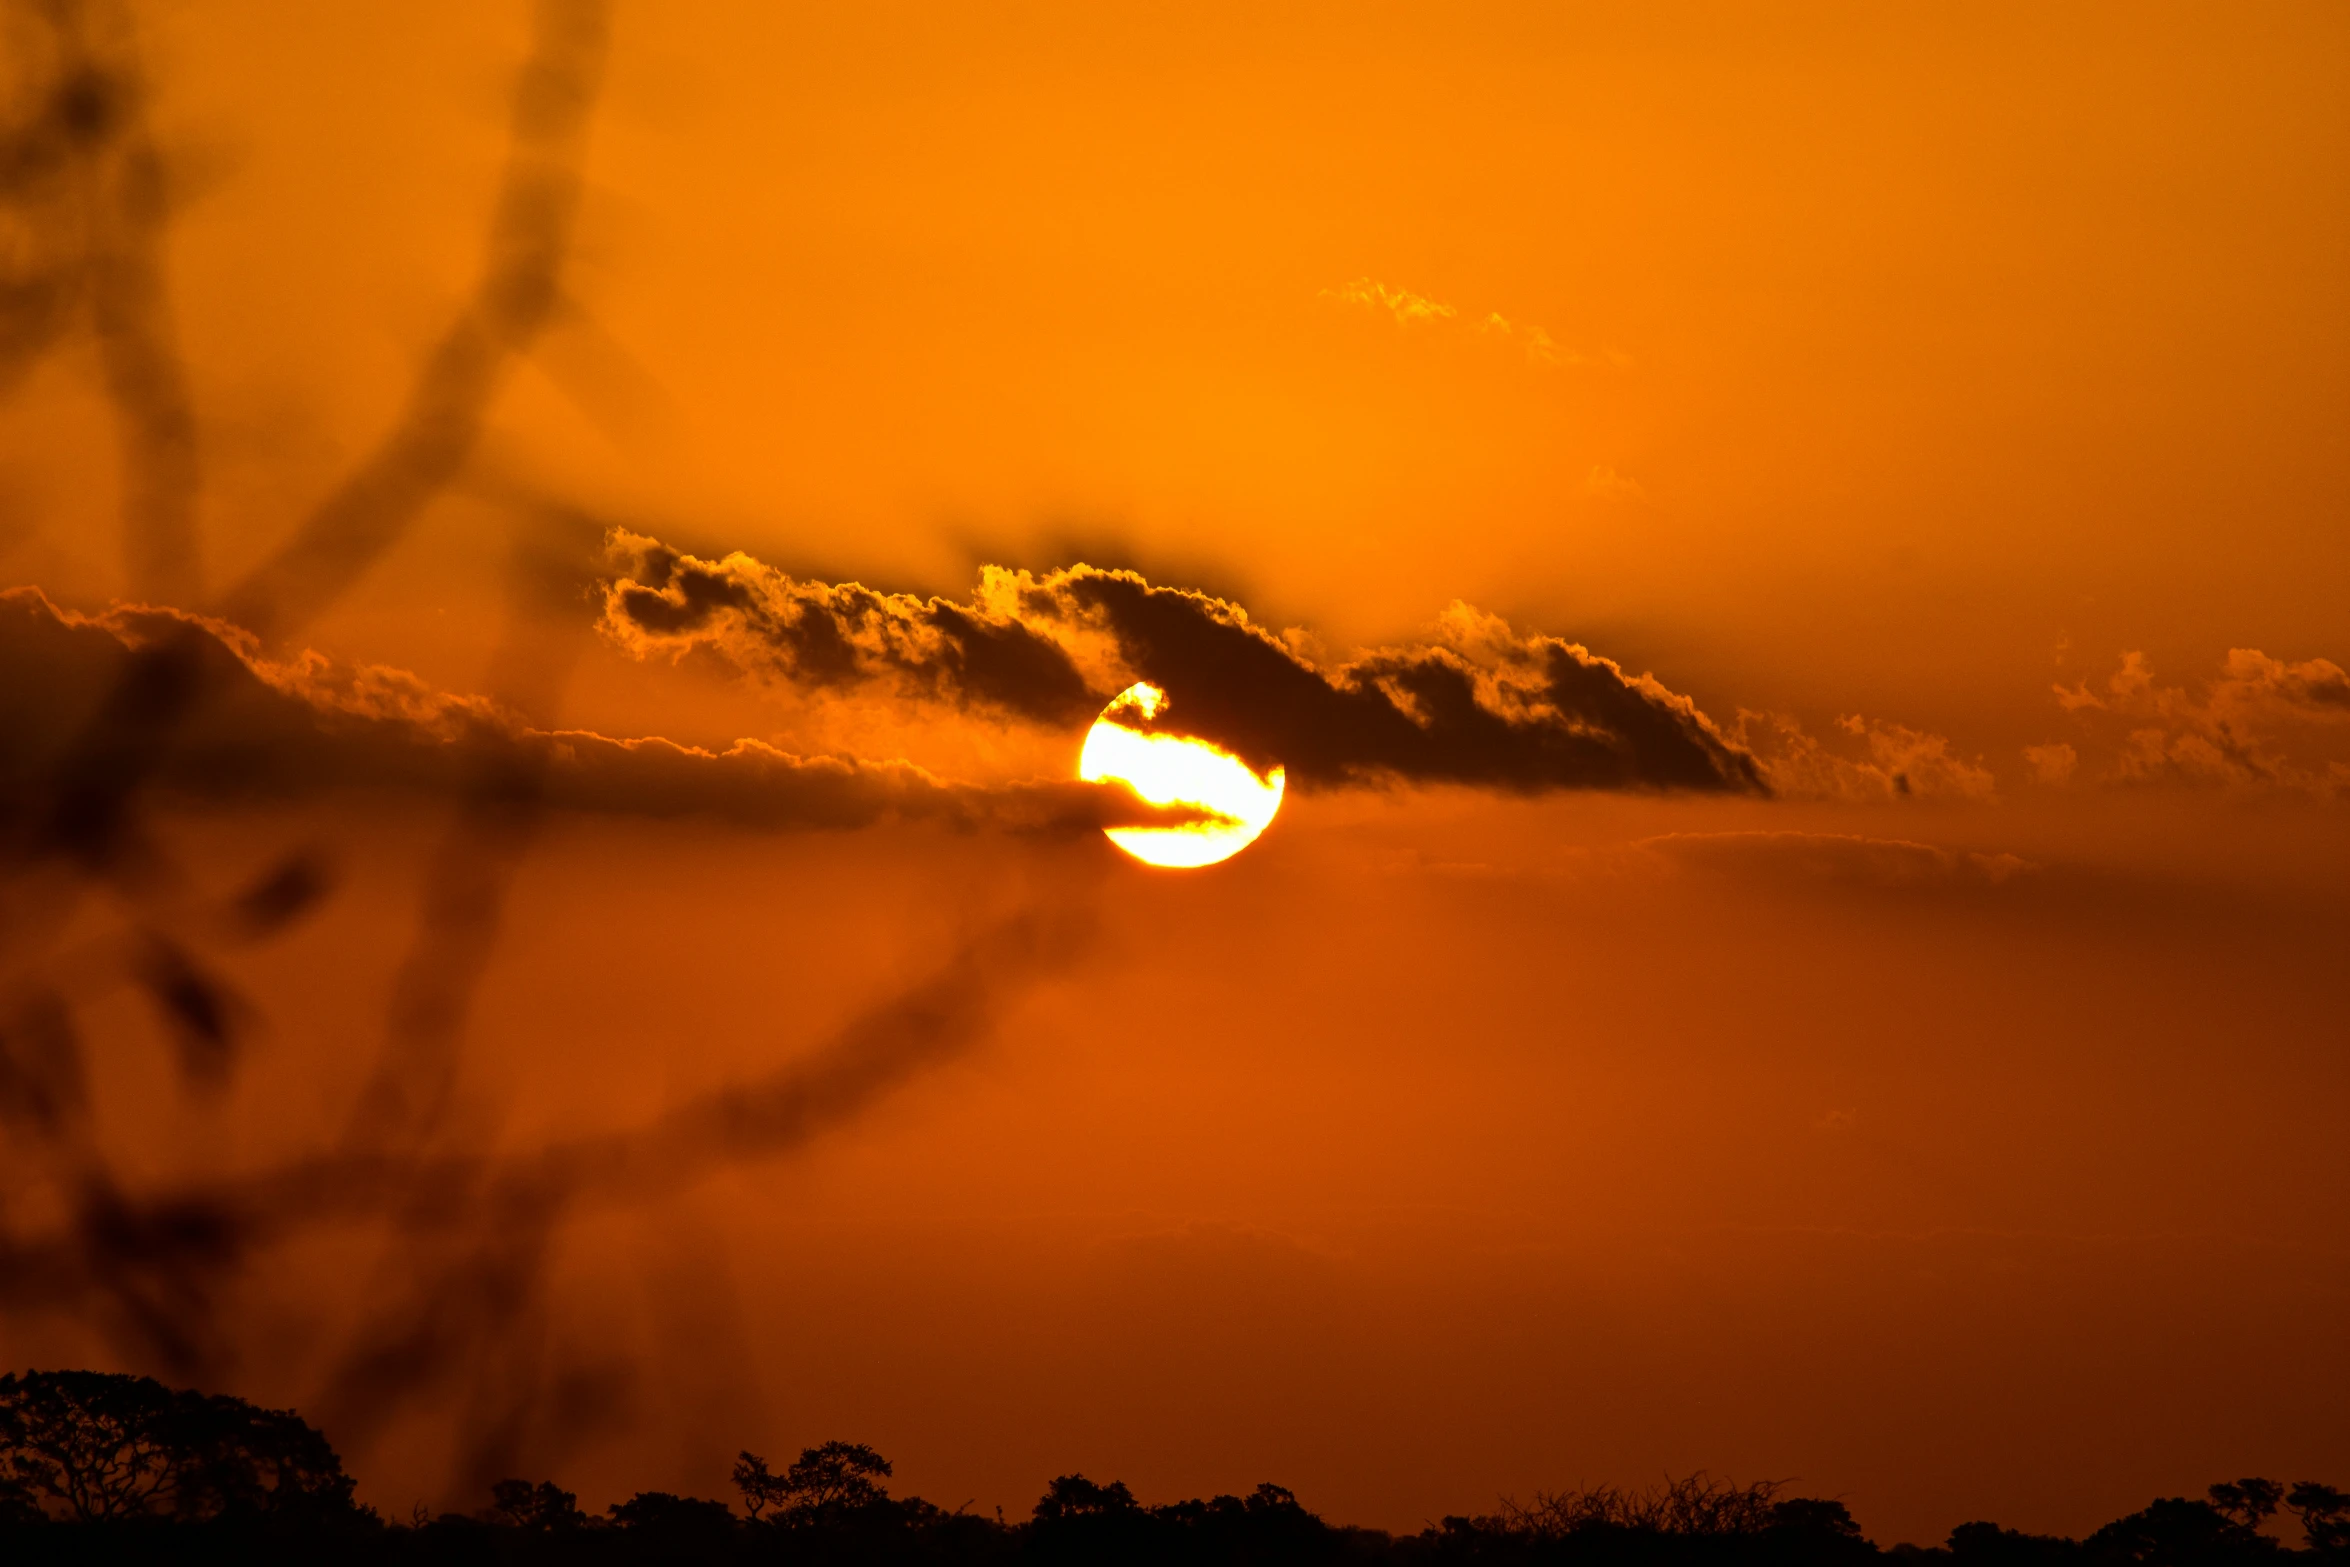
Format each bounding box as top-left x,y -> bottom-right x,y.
1943,1520 -> 2084,1565
2085,1497 -> 2280,1567
1025,1475 -> 1358,1565
607,1490 -> 734,1533
489,1479 -> 589,1531
1486,1473 -> 1797,1543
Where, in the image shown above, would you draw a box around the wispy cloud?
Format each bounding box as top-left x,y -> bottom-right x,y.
1729,711 -> 1997,803
1320,277 -> 1615,368
1322,277 -> 1459,327
1637,831 -> 2034,889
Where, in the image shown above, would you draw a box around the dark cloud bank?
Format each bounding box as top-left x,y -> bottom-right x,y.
0,588 -> 1163,840
599,533 -> 1764,795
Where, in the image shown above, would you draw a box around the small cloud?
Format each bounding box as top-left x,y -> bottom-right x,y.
1584,465 -> 1647,501
1321,277 -> 1456,326
2107,649 -> 2157,703
2053,678 -> 2104,713
1322,278 -> 1604,367
2022,742 -> 2078,785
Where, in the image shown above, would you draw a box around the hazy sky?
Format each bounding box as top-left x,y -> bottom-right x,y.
1,0 -> 2345,1544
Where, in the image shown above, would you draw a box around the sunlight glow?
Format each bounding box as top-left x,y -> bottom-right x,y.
1079,684 -> 1285,868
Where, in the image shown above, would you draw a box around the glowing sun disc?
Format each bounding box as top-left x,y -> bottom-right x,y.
1079,683 -> 1284,868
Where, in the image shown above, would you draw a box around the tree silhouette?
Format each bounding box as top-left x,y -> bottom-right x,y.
2085,1496 -> 2280,1566
1773,1498 -> 1866,1538
1033,1473 -> 1140,1520
0,1370 -> 181,1520
2288,1483 -> 2350,1556
732,1439 -> 896,1525
6,1377 -> 2350,1567
731,1449 -> 780,1520
0,1368 -> 353,1522
2211,1480 -> 2285,1533
1029,1472 -> 1155,1563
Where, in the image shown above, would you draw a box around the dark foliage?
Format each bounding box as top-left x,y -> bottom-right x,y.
2213,1484 -> 2287,1535
0,1369 -> 356,1523
2286,1487 -> 2349,1559
490,1479 -> 588,1531
1022,1474 -> 1359,1565
2084,1496 -> 2279,1566
607,1490 -> 735,1533
1942,1520 -> 2084,1565
1,1371 -> 2344,1567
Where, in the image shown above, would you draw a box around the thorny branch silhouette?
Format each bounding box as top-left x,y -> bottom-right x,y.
0,0 -> 1094,1504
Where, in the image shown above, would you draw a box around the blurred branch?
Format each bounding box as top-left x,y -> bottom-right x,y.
218,0 -> 611,642
0,0 -> 618,1396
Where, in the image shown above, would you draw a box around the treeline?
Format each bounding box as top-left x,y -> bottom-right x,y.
4,1371 -> 2346,1565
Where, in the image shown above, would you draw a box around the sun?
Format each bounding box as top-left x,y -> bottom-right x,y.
1078,684 -> 1285,868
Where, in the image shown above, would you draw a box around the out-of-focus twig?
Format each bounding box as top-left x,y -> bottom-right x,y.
0,0 -> 618,1398
218,0 -> 611,643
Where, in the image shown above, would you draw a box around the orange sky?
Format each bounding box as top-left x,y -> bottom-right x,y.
1,0 -> 2346,1545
